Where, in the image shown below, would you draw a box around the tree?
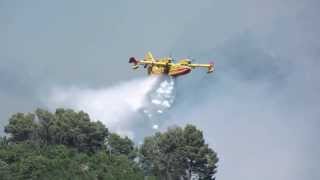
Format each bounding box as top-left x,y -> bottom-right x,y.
4,113 -> 37,142
0,108 -> 144,180
2,108 -> 219,179
4,108 -> 109,152
50,108 -> 109,152
106,133 -> 135,157
35,108 -> 55,145
181,125 -> 218,180
0,143 -> 145,180
0,136 -> 8,146
140,125 -> 218,180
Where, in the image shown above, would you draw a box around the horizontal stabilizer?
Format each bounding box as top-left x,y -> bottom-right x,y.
129,57 -> 139,69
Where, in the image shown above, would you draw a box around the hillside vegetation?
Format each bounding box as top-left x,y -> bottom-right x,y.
0,108 -> 218,180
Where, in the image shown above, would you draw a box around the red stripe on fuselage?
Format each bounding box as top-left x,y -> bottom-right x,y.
170,67 -> 191,76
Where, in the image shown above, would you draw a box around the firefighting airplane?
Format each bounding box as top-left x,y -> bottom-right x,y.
129,52 -> 214,77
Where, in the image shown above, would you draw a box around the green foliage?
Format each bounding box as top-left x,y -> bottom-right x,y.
0,136 -> 8,146
0,108 -> 144,180
4,113 -> 37,142
107,133 -> 135,157
4,108 -> 109,152
51,108 -> 109,152
0,142 -> 144,180
140,125 -> 219,180
35,108 -> 55,145
1,109 -> 218,180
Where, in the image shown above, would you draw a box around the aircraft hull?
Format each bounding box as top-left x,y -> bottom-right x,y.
168,67 -> 191,77
148,65 -> 191,77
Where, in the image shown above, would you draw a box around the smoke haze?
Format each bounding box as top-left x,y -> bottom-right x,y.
1,0 -> 319,180
46,77 -> 159,138
45,76 -> 177,139
163,33 -> 320,180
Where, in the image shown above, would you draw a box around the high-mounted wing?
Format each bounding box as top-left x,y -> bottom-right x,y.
129,52 -> 168,69
189,62 -> 215,73
144,52 -> 155,61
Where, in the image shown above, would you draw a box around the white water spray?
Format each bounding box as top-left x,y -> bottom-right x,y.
45,76 -> 176,139
141,76 -> 176,130
46,77 -> 158,138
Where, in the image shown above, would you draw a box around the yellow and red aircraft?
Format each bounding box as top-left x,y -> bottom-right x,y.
129,52 -> 214,77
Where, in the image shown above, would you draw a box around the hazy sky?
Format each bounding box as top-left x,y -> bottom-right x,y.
1,0 -> 319,180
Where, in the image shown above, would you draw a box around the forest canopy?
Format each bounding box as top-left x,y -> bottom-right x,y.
0,108 -> 218,180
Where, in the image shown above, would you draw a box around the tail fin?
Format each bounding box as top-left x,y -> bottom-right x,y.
129,57 -> 139,69
129,57 -> 138,65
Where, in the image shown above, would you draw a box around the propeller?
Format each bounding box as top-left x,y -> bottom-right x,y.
169,52 -> 175,62
186,55 -> 197,63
